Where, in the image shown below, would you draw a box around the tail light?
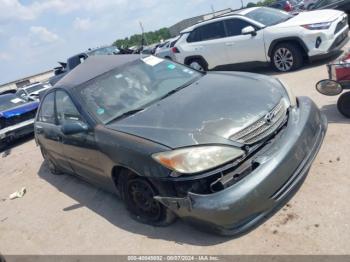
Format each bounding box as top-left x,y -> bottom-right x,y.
284,1 -> 293,12
171,47 -> 180,53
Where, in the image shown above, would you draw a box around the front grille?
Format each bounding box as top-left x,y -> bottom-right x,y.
335,17 -> 347,35
3,110 -> 36,128
230,99 -> 288,145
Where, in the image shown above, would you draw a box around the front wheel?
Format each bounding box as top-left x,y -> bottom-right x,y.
120,174 -> 176,226
187,58 -> 207,71
337,92 -> 350,118
271,43 -> 303,72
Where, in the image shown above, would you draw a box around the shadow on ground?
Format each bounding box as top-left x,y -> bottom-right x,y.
0,134 -> 34,156
320,103 -> 350,124
37,163 -> 230,246
219,50 -> 344,76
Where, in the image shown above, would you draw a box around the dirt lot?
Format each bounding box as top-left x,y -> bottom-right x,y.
1,48 -> 350,255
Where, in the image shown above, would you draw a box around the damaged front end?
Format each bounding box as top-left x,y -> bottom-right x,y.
153,97 -> 327,236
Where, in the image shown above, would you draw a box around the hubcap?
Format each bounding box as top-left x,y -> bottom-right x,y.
274,48 -> 294,72
127,179 -> 161,222
189,61 -> 204,71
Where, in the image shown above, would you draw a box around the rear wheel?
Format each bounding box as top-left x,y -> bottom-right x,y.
119,172 -> 176,226
186,58 -> 207,71
337,92 -> 350,118
40,147 -> 63,175
272,43 -> 303,72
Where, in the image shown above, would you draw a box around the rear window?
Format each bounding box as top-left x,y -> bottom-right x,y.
187,21 -> 226,42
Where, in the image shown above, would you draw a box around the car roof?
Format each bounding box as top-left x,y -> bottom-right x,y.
180,7 -> 259,33
54,55 -> 141,90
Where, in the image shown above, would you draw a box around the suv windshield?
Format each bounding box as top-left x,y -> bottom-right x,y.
0,94 -> 27,111
78,57 -> 202,124
245,7 -> 292,26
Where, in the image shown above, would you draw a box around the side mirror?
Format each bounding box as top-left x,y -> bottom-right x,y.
316,80 -> 343,96
242,26 -> 257,36
61,121 -> 89,135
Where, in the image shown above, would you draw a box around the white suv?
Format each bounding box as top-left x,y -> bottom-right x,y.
173,7 -> 349,72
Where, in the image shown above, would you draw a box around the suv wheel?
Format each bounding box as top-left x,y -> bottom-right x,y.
272,43 -> 303,72
187,58 -> 207,71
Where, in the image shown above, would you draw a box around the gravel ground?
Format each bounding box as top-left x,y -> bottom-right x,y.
0,45 -> 350,255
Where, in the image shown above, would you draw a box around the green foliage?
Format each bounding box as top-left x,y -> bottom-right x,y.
113,27 -> 171,48
246,0 -> 275,7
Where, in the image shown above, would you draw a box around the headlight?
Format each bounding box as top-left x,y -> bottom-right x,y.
302,22 -> 332,30
152,146 -> 244,174
275,78 -> 297,108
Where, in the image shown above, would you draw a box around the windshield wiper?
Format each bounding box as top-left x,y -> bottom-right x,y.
159,77 -> 201,101
107,108 -> 144,124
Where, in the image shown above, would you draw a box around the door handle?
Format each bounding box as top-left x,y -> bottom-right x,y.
225,42 -> 235,46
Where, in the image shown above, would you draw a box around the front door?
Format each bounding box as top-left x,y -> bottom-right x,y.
55,90 -> 105,184
223,18 -> 266,64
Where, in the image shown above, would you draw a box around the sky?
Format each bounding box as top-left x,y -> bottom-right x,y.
0,0 -> 259,84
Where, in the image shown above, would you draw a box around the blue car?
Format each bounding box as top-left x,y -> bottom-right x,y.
0,94 -> 39,148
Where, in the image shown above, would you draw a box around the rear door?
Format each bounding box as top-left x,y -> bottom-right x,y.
35,91 -> 73,173
223,18 -> 266,64
186,21 -> 229,68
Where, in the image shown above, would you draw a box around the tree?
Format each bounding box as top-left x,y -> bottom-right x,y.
246,2 -> 257,7
112,27 -> 171,48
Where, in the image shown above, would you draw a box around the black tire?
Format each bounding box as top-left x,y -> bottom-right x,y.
119,171 -> 176,226
271,43 -> 303,72
186,58 -> 208,71
337,92 -> 350,118
40,147 -> 63,175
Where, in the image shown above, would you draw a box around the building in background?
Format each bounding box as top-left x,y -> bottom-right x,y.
168,8 -> 234,37
0,70 -> 54,93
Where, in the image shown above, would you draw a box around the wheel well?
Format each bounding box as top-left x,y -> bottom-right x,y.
184,56 -> 208,69
269,39 -> 308,60
111,166 -> 138,190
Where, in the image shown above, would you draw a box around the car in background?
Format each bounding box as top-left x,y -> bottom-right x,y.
35,55 -> 327,235
303,0 -> 319,10
154,37 -> 179,60
312,0 -> 350,19
16,82 -> 52,101
0,94 -> 39,149
269,0 -> 304,12
49,46 -> 120,86
173,7 -> 349,72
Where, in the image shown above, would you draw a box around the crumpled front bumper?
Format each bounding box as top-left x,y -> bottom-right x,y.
156,97 -> 327,236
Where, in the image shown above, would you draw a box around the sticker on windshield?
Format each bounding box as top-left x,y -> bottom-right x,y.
11,98 -> 22,104
115,74 -> 123,79
97,108 -> 105,115
142,56 -> 163,66
167,64 -> 176,70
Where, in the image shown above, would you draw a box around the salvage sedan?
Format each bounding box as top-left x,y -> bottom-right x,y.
34,55 -> 327,236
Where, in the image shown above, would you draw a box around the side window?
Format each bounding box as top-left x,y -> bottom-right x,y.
55,90 -> 83,125
187,29 -> 202,43
38,92 -> 55,124
225,19 -> 255,37
200,21 -> 226,41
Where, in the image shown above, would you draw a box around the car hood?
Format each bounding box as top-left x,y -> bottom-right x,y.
278,9 -> 344,26
0,101 -> 39,119
106,72 -> 286,148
